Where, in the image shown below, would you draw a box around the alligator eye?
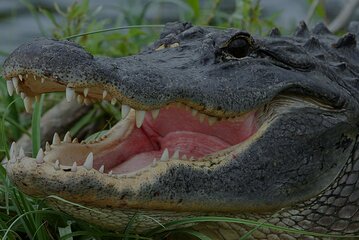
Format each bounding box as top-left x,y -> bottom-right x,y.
221,32 -> 255,59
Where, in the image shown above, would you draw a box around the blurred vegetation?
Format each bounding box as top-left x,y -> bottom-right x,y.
0,0 -> 349,239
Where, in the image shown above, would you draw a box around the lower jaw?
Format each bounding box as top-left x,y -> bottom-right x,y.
43,104 -> 259,175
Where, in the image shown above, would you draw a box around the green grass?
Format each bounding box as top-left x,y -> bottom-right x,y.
0,0 -> 356,239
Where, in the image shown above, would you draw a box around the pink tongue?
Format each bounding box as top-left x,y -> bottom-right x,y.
160,131 -> 230,156
110,131 -> 230,174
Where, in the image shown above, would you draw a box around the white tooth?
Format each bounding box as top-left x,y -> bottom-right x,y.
9,142 -> 17,160
135,110 -> 146,128
19,147 -> 25,158
191,109 -> 198,116
151,158 -> 157,167
199,113 -> 205,123
121,105 -> 131,119
208,116 -> 217,126
54,160 -> 60,170
41,78 -> 45,84
72,138 -> 79,143
172,149 -> 180,159
6,80 -> 14,96
45,142 -> 51,152
77,95 -> 84,104
52,132 -> 61,145
34,75 -> 37,80
102,90 -> 107,99
36,148 -> 44,163
182,154 -> 187,160
83,88 -> 89,97
99,165 -> 104,173
84,98 -> 91,105
12,77 -> 20,94
71,162 -> 77,172
20,92 -> 26,99
18,75 -> 23,81
24,97 -> 33,113
111,98 -> 117,105
189,156 -> 195,161
66,87 -> 75,102
108,170 -> 113,176
151,109 -> 160,120
63,131 -> 72,143
83,152 -> 93,170
10,155 -> 17,163
160,148 -> 169,161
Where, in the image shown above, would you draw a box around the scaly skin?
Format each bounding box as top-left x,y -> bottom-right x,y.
2,22 -> 359,239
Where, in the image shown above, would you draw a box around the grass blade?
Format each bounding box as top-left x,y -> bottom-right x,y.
31,95 -> 44,157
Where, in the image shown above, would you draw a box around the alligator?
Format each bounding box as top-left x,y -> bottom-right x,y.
2,21 -> 359,239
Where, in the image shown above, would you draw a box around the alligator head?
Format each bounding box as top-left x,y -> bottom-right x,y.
3,22 -> 359,239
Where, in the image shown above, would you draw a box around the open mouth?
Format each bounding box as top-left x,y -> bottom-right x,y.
6,73 -> 259,175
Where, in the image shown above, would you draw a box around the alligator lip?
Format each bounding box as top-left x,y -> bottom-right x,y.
5,73 -> 259,175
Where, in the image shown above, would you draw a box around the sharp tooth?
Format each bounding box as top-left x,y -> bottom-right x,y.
77,95 -> 84,104
9,142 -> 17,160
10,155 -> 17,163
181,154 -> 187,160
24,97 -> 33,113
208,117 -> 217,126
160,148 -> 169,161
84,98 -> 91,105
12,77 -> 19,94
71,162 -> 77,172
151,158 -> 157,167
83,152 -> 93,170
121,105 -> 131,119
102,90 -> 107,99
41,78 -> 45,84
189,156 -> 195,161
66,87 -> 75,102
18,147 -> 25,159
18,75 -> 23,81
199,113 -> 205,123
172,149 -> 180,159
111,98 -> 117,105
20,92 -> 26,99
72,138 -> 79,143
135,110 -> 146,128
45,142 -> 51,152
52,132 -> 61,145
83,88 -> 89,97
191,109 -> 198,116
63,131 -> 72,143
108,170 -> 113,176
54,160 -> 60,170
151,109 -> 160,120
6,80 -> 14,96
36,148 -> 44,164
99,165 -> 104,173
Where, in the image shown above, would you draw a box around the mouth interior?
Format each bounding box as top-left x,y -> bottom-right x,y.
93,105 -> 258,174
